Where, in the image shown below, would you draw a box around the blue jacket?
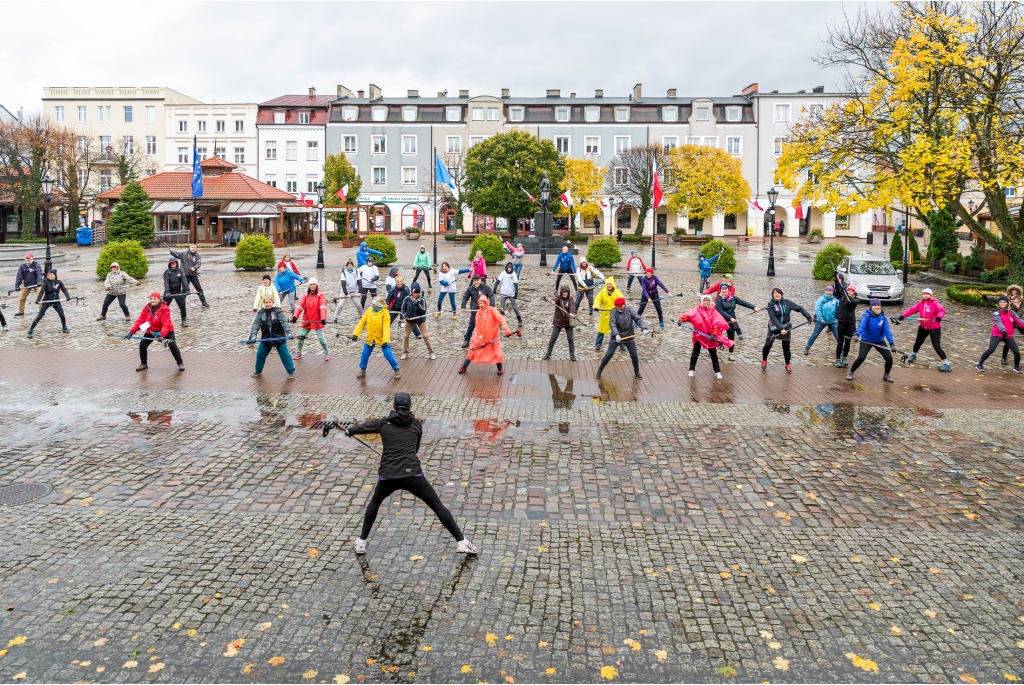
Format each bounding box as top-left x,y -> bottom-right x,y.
274,269 -> 305,294
856,309 -> 894,345
356,241 -> 384,267
552,251 -> 576,273
814,294 -> 839,324
698,254 -> 720,278
15,261 -> 43,289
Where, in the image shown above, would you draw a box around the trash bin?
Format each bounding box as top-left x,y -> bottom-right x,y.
866,232 -> 874,245
76,226 -> 93,246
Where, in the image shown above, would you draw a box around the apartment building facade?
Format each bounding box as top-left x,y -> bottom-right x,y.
256,90 -> 333,204
165,102 -> 258,177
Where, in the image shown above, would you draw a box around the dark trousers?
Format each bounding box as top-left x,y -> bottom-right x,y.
545,325 -> 575,357
360,287 -> 376,310
359,476 -> 463,541
139,331 -> 183,365
185,273 -> 206,304
30,301 -> 65,330
762,334 -> 792,363
850,340 -> 893,374
836,321 -> 856,358
101,293 -> 129,318
626,274 -> 639,290
912,326 -> 946,360
413,268 -> 431,288
463,310 -> 477,343
553,269 -> 578,293
597,337 -> 640,376
637,294 -> 664,324
574,288 -> 595,314
0,307 -> 5,327
1001,328 -> 1024,363
689,342 -> 721,372
981,335 -> 1020,367
164,293 -> 187,322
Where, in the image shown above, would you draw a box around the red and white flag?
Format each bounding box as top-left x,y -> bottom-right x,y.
652,160 -> 663,209
599,199 -> 608,208
299,191 -> 314,207
559,190 -> 574,206
336,184 -> 349,202
519,186 -> 535,202
747,198 -> 764,212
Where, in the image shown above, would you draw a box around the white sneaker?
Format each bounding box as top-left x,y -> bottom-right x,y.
400,353 -> 408,360
456,539 -> 479,555
354,538 -> 367,554
715,372 -> 723,380
429,354 -> 436,360
687,370 -> 695,377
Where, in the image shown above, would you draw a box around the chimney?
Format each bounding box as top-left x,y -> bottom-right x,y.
771,89 -> 779,93
407,89 -> 419,97
667,89 -> 677,97
501,88 -> 510,98
357,90 -> 365,99
569,92 -> 576,98
308,86 -> 316,97
546,89 -> 560,98
812,85 -> 825,93
595,89 -> 603,98
368,84 -> 381,100
632,83 -> 642,102
337,85 -> 351,98
797,89 -> 806,93
459,89 -> 469,98
437,91 -> 445,98
741,82 -> 759,96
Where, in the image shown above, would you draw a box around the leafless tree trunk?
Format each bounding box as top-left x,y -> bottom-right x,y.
604,144 -> 664,236
0,114 -> 59,238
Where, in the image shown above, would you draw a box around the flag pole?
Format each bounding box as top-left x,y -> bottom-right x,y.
432,147 -> 437,266
192,134 -> 197,245
650,154 -> 657,269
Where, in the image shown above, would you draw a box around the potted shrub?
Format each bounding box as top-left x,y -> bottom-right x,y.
672,227 -> 688,243
806,228 -> 825,244
405,227 -> 421,241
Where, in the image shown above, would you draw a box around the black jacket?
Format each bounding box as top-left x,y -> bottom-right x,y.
35,278 -> 69,303
461,282 -> 494,311
835,298 -> 859,325
348,409 -> 424,480
609,306 -> 646,338
164,265 -> 189,295
766,298 -> 811,333
401,295 -> 428,323
250,307 -> 292,344
715,294 -> 756,327
16,261 -> 43,289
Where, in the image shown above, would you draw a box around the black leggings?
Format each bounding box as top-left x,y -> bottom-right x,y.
981,335 -> 1020,367
360,287 -> 376,310
164,294 -> 187,322
597,338 -> 640,376
836,321 -> 856,358
912,326 -> 946,360
545,325 -> 575,357
553,269 -> 578,293
689,342 -> 720,372
637,294 -> 664,324
850,341 -> 893,374
413,268 -> 432,288
360,476 -> 463,541
101,293 -> 130,317
185,273 -> 206,304
1001,327 -> 1024,362
30,301 -> 66,329
139,331 -> 183,365
762,334 -> 791,363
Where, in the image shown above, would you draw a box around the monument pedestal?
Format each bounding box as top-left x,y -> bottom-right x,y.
514,211 -> 578,262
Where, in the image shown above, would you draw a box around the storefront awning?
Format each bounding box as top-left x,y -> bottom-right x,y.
149,201 -> 190,213
218,201 -> 279,217
283,205 -> 316,214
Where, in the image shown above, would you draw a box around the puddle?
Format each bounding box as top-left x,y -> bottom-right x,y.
509,371 -> 637,407
795,403 -> 905,443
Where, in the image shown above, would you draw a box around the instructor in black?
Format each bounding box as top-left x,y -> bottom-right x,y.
344,392 -> 478,556
170,244 -> 209,307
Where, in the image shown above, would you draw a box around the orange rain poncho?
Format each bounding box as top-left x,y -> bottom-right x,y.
467,296 -> 511,364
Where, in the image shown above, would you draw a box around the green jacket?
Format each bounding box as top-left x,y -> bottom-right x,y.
413,251 -> 432,268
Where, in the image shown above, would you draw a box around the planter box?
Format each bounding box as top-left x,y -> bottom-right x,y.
932,259 -> 942,269
405,233 -> 421,240
342,239 -> 355,248
966,269 -> 982,277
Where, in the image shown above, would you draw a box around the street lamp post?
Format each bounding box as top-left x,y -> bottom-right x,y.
315,181 -> 326,270
608,196 -> 616,237
41,175 -> 54,275
766,186 -> 778,277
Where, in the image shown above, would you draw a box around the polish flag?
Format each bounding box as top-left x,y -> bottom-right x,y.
519,186 -> 535,202
599,199 -> 608,208
652,160 -> 663,209
560,190 -> 574,206
336,184 -> 349,202
794,203 -> 804,220
747,198 -> 764,212
299,191 -> 314,207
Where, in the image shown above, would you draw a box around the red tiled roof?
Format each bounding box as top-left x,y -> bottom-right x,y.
96,170 -> 297,202
200,156 -> 237,170
258,95 -> 334,108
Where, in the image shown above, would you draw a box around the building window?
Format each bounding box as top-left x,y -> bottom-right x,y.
774,104 -> 790,122
77,106 -> 87,122
584,136 -> 600,155
265,174 -> 276,188
77,136 -> 88,152
234,120 -> 244,132
99,170 -> 111,191
615,107 -> 629,122
402,166 -> 417,186
99,136 -> 111,157
773,137 -> 787,155
446,136 -> 461,154
726,107 -> 741,122
726,136 -> 742,155
215,146 -> 225,159
509,108 -> 524,122
808,104 -> 823,118
55,106 -> 64,122
472,107 -> 484,121
343,135 -> 357,154
77,168 -> 88,188
286,141 -> 298,160
98,106 -> 111,122
266,140 -> 277,159
146,106 -> 155,123
372,135 -> 386,154
307,175 -> 318,192
342,106 -> 358,121
273,111 -> 285,124
372,167 -> 386,185
662,107 -> 678,122
177,147 -> 189,164
614,136 -> 630,154
146,136 -> 156,155
1006,187 -> 1017,198
487,107 -> 499,121
695,107 -> 709,121
371,106 -> 387,122
286,175 -> 297,193
470,136 -> 485,147
197,120 -> 206,132
662,136 -> 678,151
196,147 -> 207,161
613,168 -> 627,186
703,137 -> 718,148
402,106 -> 417,122
216,120 -> 225,133
178,120 -> 188,132
124,106 -> 133,123
446,107 -> 461,122
298,112 -> 310,125
234,147 -> 245,164
585,107 -> 600,122
307,140 -> 319,161
123,136 -> 134,155
402,135 -> 417,155
555,136 -> 570,154
725,214 -> 737,231
556,108 -> 570,122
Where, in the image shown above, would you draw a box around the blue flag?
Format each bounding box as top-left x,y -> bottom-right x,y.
435,153 -> 458,200
191,139 -> 203,198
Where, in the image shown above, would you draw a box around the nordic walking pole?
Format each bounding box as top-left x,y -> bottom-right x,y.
321,420 -> 383,455
239,336 -> 291,344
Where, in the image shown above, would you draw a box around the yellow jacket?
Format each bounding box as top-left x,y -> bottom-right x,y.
592,276 -> 624,335
353,306 -> 391,345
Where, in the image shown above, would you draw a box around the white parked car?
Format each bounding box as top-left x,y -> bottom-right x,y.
835,255 -> 905,304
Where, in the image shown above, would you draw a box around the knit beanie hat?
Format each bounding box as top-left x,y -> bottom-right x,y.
614,297 -> 626,306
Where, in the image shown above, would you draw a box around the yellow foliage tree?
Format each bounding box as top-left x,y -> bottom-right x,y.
556,157 -> 604,235
663,145 -> 750,222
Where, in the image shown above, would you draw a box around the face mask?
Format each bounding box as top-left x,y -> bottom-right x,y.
372,306 -> 382,312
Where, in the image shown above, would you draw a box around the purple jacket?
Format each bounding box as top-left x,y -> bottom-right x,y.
639,274 -> 668,299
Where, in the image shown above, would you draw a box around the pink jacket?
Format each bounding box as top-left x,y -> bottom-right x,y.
471,257 -> 487,278
901,299 -> 945,330
678,305 -> 732,349
991,308 -> 1024,338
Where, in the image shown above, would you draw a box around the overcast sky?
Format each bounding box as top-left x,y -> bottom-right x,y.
2,1 -> 866,112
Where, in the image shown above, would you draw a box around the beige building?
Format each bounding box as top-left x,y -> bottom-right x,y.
164,103 -> 258,177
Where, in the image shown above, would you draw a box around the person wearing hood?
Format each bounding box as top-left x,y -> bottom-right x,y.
504,240 -> 525,278
277,254 -> 301,275
251,274 -> 281,313
678,294 -> 732,379
163,256 -> 190,327
551,245 -> 578,293
897,288 -> 951,371
574,259 -> 605,316
384,265 -> 401,293
170,244 -> 209,307
334,259 -> 360,323
714,281 -> 759,361
834,284 -> 859,368
637,267 -> 672,327
98,261 -> 138,322
976,294 -> 1024,373
1000,284 -> 1024,366
248,295 -> 295,378
495,262 -> 523,329
436,261 -> 469,319
292,277 -> 330,360
357,256 -> 380,310
624,250 -> 646,292
761,287 -> 812,373
543,284 -> 576,361
350,295 -> 401,380
412,246 -> 432,288
345,392 -> 478,555
401,282 -> 435,360
804,285 -> 840,356
460,274 -> 494,348
356,241 -> 383,268
595,296 -> 648,380
698,252 -> 722,293
27,270 -> 71,338
592,276 -> 624,349
129,292 -> 184,371
847,298 -> 896,383
459,295 -> 511,375
274,264 -> 306,313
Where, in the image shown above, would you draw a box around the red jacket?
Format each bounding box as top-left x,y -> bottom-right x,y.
277,258 -> 300,275
678,304 -> 732,349
294,290 -> 327,329
130,302 -> 174,337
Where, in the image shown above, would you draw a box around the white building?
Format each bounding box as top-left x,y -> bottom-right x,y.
256,89 -> 332,203
164,102 -> 258,176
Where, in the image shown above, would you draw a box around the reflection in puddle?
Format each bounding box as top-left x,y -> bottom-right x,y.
509,372 -> 637,407
796,403 -> 905,443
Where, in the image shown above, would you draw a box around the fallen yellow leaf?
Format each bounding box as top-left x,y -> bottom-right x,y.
962,594 -> 975,600
890,627 -> 902,636
333,676 -> 350,684
95,667 -> 105,674
601,646 -> 615,654
422,646 -> 432,651
93,638 -> 108,647
717,666 -> 738,678
187,629 -> 197,637
924,610 -> 937,618
302,669 -> 319,679
268,656 -> 285,667
149,663 -> 165,673
655,650 -> 668,663
461,665 -> 472,674
147,648 -> 156,653
243,663 -> 257,674
868,603 -> 881,611
410,555 -> 424,562
80,661 -> 91,667
0,649 -> 9,656
1004,675 -> 1018,682
1017,640 -> 1024,649
623,639 -> 641,652
889,557 -> 900,562
485,633 -> 498,647
772,657 -> 789,671
790,554 -> 807,563
758,630 -> 772,639
963,510 -> 980,521
845,653 -> 878,673
538,641 -> 548,648
960,675 -> 978,684
7,637 -> 27,647
929,568 -> 942,574
308,548 -> 319,558
601,665 -> 619,680
257,622 -> 272,632
768,642 -> 782,650
122,661 -> 138,668
366,658 -> 377,665
720,572 -> 732,579
851,556 -> 862,562
12,672 -> 25,681
538,546 -> 549,552
172,622 -> 181,629
505,635 -> 513,641
545,668 -> 557,675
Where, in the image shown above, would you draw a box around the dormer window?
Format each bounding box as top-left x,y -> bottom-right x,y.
403,107 -> 417,121
556,107 -> 570,122
342,107 -> 357,122
509,107 -> 524,122
298,112 -> 310,124
615,107 -> 629,122
726,107 -> 741,122
662,107 -> 678,122
696,108 -> 709,121
446,107 -> 461,122
372,106 -> 388,122
273,111 -> 285,124
585,107 -> 600,122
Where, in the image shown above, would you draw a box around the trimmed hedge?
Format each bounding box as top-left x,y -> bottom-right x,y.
890,261 -> 929,274
96,240 -> 148,279
812,242 -> 852,281
699,239 -> 736,273
468,234 -> 506,264
585,237 -> 622,268
365,234 -> 397,266
946,284 -> 1005,307
620,234 -> 649,243
233,234 -> 276,270
980,266 -> 1009,284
